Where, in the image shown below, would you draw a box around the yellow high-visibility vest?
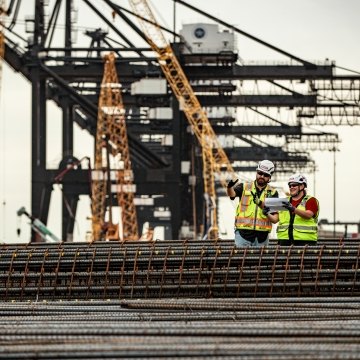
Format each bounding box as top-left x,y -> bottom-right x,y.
235,182 -> 276,232
277,194 -> 319,241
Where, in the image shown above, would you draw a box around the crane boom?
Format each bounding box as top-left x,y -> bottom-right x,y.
129,0 -> 236,239
92,52 -> 138,241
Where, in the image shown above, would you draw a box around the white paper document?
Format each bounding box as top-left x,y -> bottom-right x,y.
264,197 -> 289,211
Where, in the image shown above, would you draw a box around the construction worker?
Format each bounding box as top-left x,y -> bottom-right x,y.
277,174 -> 319,245
227,160 -> 279,247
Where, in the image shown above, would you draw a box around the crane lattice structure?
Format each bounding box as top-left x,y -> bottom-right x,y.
92,52 -> 138,242
129,0 -> 243,239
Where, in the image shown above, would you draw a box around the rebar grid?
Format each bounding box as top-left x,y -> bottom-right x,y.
0,299 -> 359,359
1,240 -> 359,300
1,240 -> 360,359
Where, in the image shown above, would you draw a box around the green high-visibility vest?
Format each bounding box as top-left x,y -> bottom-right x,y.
277,194 -> 319,241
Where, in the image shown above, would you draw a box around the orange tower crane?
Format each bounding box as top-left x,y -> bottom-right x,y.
92,52 -> 139,242
129,0 -> 237,239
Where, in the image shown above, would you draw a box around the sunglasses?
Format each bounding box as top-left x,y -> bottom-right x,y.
288,183 -> 300,188
257,171 -> 270,178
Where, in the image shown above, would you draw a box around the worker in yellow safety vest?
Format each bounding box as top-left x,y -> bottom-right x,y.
277,174 -> 319,245
227,160 -> 279,247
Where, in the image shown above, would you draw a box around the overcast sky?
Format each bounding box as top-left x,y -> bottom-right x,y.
1,0 -> 360,242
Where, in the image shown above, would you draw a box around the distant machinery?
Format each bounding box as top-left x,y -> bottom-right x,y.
129,0 -> 242,239
1,1 -> 360,241
180,23 -> 236,55
17,207 -> 61,243
92,52 -> 139,242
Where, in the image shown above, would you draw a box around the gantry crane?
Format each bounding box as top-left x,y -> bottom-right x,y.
92,52 -> 139,242
129,0 -> 238,239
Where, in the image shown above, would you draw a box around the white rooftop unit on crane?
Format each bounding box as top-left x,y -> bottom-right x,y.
180,23 -> 237,54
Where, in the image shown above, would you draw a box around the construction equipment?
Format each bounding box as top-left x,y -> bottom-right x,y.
92,52 -> 139,242
128,0 -> 238,239
17,207 -> 61,243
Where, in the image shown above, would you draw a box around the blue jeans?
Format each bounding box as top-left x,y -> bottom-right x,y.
234,229 -> 269,247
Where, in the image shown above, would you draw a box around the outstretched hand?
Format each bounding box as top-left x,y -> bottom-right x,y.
227,179 -> 239,189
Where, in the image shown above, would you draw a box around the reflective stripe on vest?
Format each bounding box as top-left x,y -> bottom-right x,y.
239,183 -> 251,213
277,224 -> 318,232
236,216 -> 272,230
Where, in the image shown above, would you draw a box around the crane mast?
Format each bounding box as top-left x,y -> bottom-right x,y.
92,52 -> 139,241
129,0 -> 237,239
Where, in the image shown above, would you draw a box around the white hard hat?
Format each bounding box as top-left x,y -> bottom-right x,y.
256,160 -> 275,176
288,173 -> 307,187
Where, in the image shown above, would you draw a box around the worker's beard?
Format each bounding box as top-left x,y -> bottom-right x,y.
256,178 -> 268,188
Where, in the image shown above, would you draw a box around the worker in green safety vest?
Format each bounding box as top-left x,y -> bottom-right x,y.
277,174 -> 320,245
